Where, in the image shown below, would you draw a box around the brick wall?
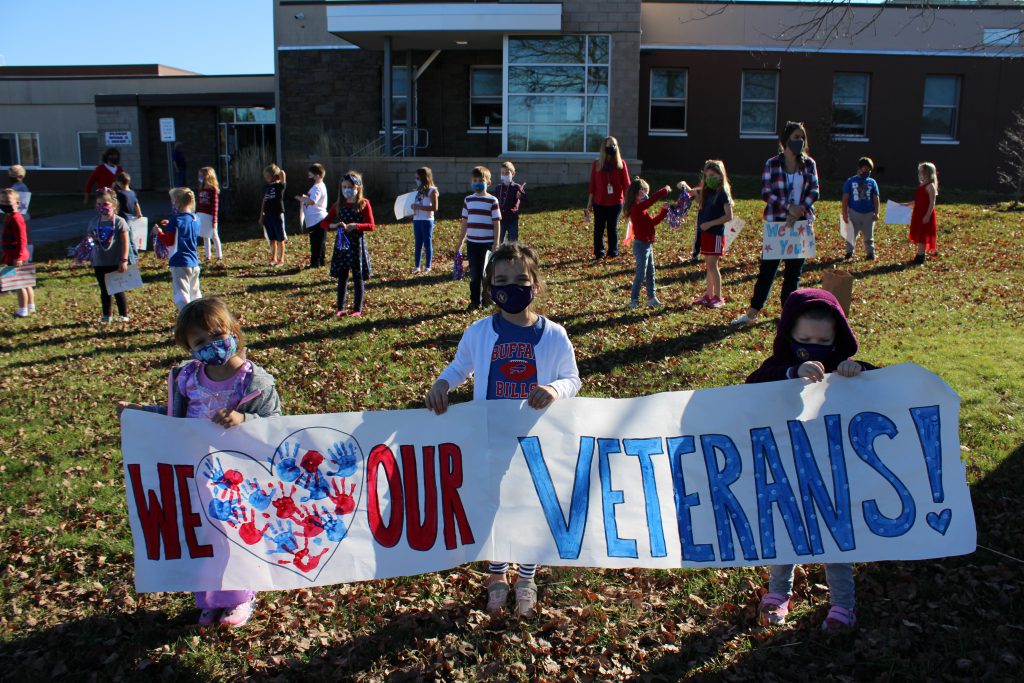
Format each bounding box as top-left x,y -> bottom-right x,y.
96,105 -> 145,186
142,107 -> 219,190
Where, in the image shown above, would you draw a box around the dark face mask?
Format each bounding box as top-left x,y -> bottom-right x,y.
491,283 -> 534,314
859,170 -> 870,178
0,204 -> 14,214
787,139 -> 805,156
790,340 -> 834,363
605,146 -> 617,154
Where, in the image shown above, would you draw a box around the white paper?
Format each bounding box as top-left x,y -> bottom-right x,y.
839,217 -> 856,247
129,217 -> 149,252
18,191 -> 30,214
762,220 -> 816,260
724,218 -> 745,250
885,199 -> 912,225
104,264 -> 143,295
394,191 -> 416,220
197,212 -> 216,239
121,364 -> 975,592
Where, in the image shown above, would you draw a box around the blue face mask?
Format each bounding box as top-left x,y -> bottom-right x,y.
491,283 -> 534,314
790,340 -> 833,363
342,187 -> 356,200
471,182 -> 486,193
192,334 -> 238,366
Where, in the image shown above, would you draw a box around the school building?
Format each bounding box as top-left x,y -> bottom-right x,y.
273,0 -> 1024,193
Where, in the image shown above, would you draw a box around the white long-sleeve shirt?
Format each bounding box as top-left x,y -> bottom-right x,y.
437,314 -> 581,401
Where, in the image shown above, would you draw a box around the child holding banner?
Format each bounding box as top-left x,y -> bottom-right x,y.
690,160 -> 734,308
87,188 -> 135,322
1,189 -> 34,317
197,167 -> 222,262
118,297 -> 282,627
624,176 -> 670,309
328,171 -> 375,317
156,188 -> 202,312
747,288 -> 876,632
411,166 -> 439,273
425,241 -> 581,617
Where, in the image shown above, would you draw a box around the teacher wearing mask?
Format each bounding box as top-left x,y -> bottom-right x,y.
586,135 -> 630,259
733,121 -> 819,325
83,148 -> 124,205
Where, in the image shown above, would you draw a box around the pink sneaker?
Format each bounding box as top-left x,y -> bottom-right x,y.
759,592 -> 791,626
821,605 -> 856,633
707,296 -> 726,308
350,310 -> 363,317
197,608 -> 220,626
335,310 -> 348,318
219,598 -> 255,628
691,293 -> 711,307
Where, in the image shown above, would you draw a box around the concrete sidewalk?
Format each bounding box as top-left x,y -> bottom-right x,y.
28,210 -> 95,246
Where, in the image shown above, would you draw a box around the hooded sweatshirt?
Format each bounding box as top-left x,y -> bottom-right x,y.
746,288 -> 876,384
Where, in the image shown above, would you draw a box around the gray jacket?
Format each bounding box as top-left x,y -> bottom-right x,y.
143,360 -> 282,420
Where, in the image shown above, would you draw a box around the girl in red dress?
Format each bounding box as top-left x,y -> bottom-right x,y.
906,162 -> 938,264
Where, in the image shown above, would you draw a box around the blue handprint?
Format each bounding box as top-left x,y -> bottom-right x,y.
272,442 -> 303,483
242,478 -> 272,511
208,496 -> 239,522
265,520 -> 298,555
326,440 -> 358,477
203,457 -> 228,493
300,473 -> 330,502
319,507 -> 349,543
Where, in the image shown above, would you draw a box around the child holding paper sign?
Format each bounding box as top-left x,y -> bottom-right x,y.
425,242 -> 581,618
906,162 -> 939,265
1,189 -> 33,317
411,166 -> 439,274
118,297 -> 282,628
87,188 -> 135,322
747,288 -> 877,632
841,157 -> 879,260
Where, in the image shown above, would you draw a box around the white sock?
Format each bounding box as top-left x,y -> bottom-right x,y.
15,307 -> 27,317
28,304 -> 36,312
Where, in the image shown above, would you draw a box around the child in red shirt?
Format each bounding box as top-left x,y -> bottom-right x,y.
1,189 -> 34,317
624,177 -> 671,309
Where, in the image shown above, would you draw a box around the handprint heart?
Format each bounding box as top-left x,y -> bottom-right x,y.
196,427 -> 365,582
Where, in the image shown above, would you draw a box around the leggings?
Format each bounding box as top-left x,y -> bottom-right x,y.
592,203 -> 622,257
308,226 -> 327,267
336,266 -> 365,312
749,258 -> 805,312
204,230 -> 223,260
93,265 -> 128,317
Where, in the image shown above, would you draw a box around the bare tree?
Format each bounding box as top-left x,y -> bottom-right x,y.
997,106 -> 1024,204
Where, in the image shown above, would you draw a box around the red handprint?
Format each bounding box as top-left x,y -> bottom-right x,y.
299,449 -> 324,473
229,506 -> 269,545
293,542 -> 329,573
295,505 -> 326,538
329,478 -> 357,515
270,482 -> 302,522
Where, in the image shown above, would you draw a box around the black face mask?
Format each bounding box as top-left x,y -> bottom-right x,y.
0,204 -> 14,214
605,146 -> 617,154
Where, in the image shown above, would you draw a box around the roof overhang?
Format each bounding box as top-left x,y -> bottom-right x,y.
326,2 -> 562,50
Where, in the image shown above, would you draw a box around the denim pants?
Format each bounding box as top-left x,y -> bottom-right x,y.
593,203 -> 622,257
769,563 -> 855,610
749,258 -> 805,311
413,219 -> 434,269
500,215 -> 519,243
631,238 -> 656,301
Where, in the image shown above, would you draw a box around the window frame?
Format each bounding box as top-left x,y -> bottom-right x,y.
648,68 -> 688,137
502,34 -> 612,157
77,130 -> 99,168
468,65 -> 503,134
831,72 -> 870,141
920,74 -> 961,143
0,132 -> 42,169
739,70 -> 779,139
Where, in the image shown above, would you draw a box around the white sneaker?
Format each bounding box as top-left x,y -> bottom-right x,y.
647,297 -> 662,308
219,598 -> 255,628
14,308 -> 28,318
99,316 -> 111,324
28,305 -> 36,313
629,299 -> 639,309
731,313 -> 753,326
117,316 -> 131,323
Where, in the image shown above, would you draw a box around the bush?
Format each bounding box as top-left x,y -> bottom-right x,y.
226,145 -> 274,220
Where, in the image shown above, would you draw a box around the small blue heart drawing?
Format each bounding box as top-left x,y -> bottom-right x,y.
926,509 -> 952,535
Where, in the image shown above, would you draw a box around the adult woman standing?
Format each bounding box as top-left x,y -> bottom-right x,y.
586,135 -> 630,259
83,148 -> 124,205
732,122 -> 819,325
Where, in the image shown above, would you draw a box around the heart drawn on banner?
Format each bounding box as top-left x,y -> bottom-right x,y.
195,427 -> 365,582
926,509 -> 952,536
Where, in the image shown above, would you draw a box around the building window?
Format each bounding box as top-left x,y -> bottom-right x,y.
506,34 -> 610,153
921,75 -> 960,140
982,28 -> 1020,47
740,71 -> 778,136
0,133 -> 40,167
78,131 -> 98,168
470,67 -> 502,130
649,69 -> 687,134
384,66 -> 412,128
832,73 -> 869,138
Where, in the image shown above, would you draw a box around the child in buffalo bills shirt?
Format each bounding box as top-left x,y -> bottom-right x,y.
425,241 -> 580,618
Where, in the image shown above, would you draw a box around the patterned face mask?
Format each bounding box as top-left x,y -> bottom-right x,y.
192,334 -> 239,365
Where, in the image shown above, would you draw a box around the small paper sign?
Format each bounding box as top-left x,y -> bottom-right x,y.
394,192 -> 416,220
762,220 -> 816,260
104,265 -> 143,295
724,218 -> 745,250
885,200 -> 912,225
839,217 -> 856,247
129,218 -> 149,252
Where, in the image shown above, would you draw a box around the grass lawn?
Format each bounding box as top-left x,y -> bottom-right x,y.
1,179 -> 1022,681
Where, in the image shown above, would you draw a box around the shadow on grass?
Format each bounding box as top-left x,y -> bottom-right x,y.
576,322 -> 739,377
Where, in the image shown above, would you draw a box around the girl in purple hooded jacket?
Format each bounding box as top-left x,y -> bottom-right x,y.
747,288 -> 876,632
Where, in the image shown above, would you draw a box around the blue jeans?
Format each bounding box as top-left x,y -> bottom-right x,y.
413,219 -> 434,269
631,239 -> 655,301
500,215 -> 519,243
769,563 -> 855,610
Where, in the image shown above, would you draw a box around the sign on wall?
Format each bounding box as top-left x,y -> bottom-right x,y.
121,364 -> 976,593
105,131 -> 133,146
159,118 -> 176,143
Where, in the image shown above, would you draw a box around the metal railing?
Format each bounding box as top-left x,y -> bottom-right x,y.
351,128 -> 430,157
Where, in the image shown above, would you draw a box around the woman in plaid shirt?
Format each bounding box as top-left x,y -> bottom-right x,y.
733,121 -> 819,326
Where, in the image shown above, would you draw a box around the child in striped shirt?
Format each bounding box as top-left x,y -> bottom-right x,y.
455,166 -> 501,310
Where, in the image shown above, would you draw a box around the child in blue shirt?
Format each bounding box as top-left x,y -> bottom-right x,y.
156,187 -> 202,311
841,157 -> 880,260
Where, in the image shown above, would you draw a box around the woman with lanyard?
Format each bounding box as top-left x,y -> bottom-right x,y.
733,121 -> 819,326
586,135 -> 630,259
83,148 -> 124,205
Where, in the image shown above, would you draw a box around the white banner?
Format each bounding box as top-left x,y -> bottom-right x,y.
885,199 -> 912,225
762,220 -> 816,260
121,364 -> 975,593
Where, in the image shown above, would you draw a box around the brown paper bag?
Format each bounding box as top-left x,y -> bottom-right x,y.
822,268 -> 853,315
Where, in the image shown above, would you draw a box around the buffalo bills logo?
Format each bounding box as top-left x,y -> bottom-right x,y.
501,360 -> 536,382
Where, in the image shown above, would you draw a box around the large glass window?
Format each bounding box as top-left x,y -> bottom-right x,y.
78,131 -> 98,167
381,66 -> 412,128
470,67 -> 502,130
0,133 -> 40,167
506,35 -> 609,153
740,71 -> 778,136
921,75 -> 960,140
649,69 -> 687,133
832,73 -> 869,138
